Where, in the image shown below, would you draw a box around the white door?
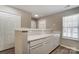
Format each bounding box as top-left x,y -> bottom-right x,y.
0,12 -> 21,51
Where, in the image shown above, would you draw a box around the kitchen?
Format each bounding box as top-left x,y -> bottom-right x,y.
0,5 -> 79,54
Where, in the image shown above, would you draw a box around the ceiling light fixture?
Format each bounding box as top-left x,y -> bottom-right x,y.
34,14 -> 39,17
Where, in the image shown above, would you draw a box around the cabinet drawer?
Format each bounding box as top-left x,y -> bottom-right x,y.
30,43 -> 43,49
30,43 -> 45,54
30,41 -> 49,54
29,37 -> 49,47
30,39 -> 43,47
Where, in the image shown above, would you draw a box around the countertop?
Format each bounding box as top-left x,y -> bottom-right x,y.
28,33 -> 60,42
16,28 -> 60,42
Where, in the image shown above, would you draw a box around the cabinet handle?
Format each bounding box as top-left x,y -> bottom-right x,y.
30,43 -> 43,49
43,40 -> 49,44
44,41 -> 49,44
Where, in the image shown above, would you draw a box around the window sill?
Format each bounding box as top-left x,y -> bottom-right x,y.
62,36 -> 78,41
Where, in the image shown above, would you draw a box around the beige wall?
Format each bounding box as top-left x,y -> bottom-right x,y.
41,7 -> 79,50
0,5 -> 32,28
41,13 -> 63,31
21,11 -> 31,28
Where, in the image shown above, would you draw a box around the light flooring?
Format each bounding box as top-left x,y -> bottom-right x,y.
0,46 -> 78,54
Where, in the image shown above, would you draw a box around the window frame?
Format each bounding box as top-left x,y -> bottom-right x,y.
62,14 -> 79,41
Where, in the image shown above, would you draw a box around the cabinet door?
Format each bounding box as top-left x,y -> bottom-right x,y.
30,43 -> 45,54
46,36 -> 56,52
43,39 -> 51,53
54,36 -> 60,46
48,36 -> 60,52
51,36 -> 60,49
38,19 -> 46,29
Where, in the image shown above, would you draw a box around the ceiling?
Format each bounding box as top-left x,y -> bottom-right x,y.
10,5 -> 79,18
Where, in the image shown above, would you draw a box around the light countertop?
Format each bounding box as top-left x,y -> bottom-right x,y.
28,33 -> 60,42
16,28 -> 60,42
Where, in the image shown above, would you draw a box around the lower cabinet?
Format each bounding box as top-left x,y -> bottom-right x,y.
30,43 -> 46,54
29,35 -> 60,54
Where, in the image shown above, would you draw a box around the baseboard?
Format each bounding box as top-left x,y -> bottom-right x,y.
60,44 -> 79,51
0,47 -> 14,52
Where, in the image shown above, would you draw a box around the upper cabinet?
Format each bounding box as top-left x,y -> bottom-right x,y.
31,18 -> 47,29
38,19 -> 46,29
31,20 -> 37,29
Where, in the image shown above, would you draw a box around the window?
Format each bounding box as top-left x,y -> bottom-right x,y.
62,14 -> 79,40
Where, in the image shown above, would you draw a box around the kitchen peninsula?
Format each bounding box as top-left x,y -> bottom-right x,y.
15,28 -> 60,54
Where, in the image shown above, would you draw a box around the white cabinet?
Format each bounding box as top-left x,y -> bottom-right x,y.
30,43 -> 45,54
31,20 -> 37,29
15,30 -> 60,54
29,35 -> 60,54
38,19 -> 46,29
15,32 -> 51,54
29,37 -> 50,54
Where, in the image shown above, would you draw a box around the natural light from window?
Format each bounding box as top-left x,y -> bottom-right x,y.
62,14 -> 79,40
